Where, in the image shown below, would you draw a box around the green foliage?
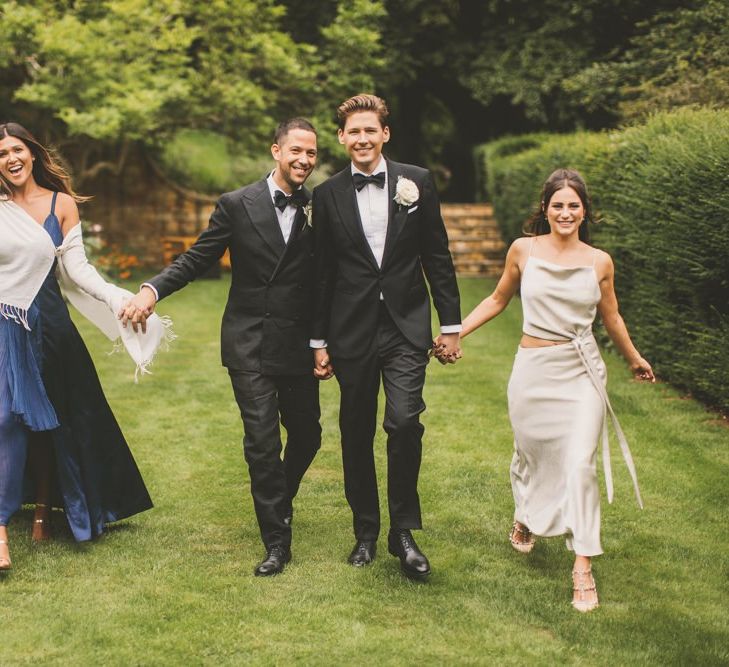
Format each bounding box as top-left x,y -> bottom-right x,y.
0,0 -> 387,179
160,130 -> 263,193
3,0 -> 723,200
600,110 -> 729,412
6,0 -> 195,141
308,0 -> 388,159
570,0 -> 729,122
476,109 -> 729,412
472,133 -> 551,201
459,0 -> 690,129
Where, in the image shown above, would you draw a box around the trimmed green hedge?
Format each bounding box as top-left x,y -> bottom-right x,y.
476,109 -> 729,412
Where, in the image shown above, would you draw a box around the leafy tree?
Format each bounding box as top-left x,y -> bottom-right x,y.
2,0 -> 722,199
568,0 -> 729,121
0,0 -> 386,185
372,0 -> 698,197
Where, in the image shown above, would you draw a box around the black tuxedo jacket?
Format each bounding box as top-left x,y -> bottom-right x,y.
311,159 -> 460,358
149,178 -> 315,374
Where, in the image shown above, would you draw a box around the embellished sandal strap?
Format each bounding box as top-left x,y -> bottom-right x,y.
572,569 -> 597,593
510,522 -> 534,540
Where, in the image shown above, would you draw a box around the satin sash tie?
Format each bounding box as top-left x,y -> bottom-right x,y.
571,331 -> 643,509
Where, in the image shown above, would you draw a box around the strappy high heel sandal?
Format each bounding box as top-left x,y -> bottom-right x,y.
572,568 -> 599,612
509,521 -> 535,554
31,503 -> 52,542
0,539 -> 11,572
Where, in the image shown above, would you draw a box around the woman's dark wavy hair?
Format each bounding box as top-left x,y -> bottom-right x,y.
524,168 -> 593,243
0,122 -> 89,201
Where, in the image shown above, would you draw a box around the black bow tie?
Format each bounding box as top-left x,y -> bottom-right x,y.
352,172 -> 386,191
274,189 -> 309,212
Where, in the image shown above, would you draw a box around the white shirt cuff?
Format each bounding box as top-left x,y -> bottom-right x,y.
309,339 -> 327,349
141,283 -> 159,302
440,324 -> 462,334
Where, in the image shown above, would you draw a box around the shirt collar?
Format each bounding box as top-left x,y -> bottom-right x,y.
350,155 -> 387,179
266,171 -> 302,202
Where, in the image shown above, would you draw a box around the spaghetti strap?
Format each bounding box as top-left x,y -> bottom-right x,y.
591,247 -> 599,267
50,191 -> 58,216
528,237 -> 535,256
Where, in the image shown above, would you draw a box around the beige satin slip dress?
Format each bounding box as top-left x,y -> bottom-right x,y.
507,239 -> 642,557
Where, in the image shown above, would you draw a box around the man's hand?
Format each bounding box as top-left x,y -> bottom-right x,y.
119,286 -> 157,333
313,347 -> 334,380
432,333 -> 462,365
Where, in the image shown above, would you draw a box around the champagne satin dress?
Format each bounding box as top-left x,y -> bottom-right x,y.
507,241 -> 641,556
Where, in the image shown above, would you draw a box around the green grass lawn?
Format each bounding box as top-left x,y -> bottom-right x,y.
1,277 -> 727,665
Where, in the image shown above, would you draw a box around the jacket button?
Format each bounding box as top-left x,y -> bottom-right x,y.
265,312 -> 271,317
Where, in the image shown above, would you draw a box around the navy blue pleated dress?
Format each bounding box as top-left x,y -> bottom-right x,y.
0,194 -> 152,540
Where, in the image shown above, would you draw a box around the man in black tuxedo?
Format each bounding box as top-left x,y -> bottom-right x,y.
122,119 -> 321,576
311,94 -> 461,580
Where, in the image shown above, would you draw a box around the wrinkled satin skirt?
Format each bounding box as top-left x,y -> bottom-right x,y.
507,338 -> 607,557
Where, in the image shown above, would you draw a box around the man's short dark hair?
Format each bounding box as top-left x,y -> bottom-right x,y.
273,118 -> 317,145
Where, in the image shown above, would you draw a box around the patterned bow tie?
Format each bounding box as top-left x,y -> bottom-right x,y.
274,189 -> 309,212
352,172 -> 386,191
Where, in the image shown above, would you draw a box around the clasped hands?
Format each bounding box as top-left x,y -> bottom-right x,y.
118,286 -> 157,333
430,333 -> 462,365
313,348 -> 334,380
313,332 -> 461,380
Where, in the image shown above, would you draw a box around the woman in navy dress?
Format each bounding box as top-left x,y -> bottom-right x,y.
0,122 -> 152,572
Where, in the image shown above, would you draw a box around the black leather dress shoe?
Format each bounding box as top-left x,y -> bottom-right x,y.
347,540 -> 377,567
388,529 -> 431,581
254,545 -> 291,577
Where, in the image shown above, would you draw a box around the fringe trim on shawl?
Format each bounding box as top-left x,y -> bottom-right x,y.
0,302 -> 31,331
106,315 -> 177,382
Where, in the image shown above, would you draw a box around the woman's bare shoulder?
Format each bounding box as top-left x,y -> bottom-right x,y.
592,247 -> 614,281
510,236 -> 532,256
55,192 -> 79,215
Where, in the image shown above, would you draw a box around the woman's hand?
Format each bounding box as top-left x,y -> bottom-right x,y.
630,357 -> 655,383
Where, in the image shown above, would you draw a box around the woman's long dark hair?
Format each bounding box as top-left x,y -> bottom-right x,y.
0,122 -> 89,201
524,168 -> 593,243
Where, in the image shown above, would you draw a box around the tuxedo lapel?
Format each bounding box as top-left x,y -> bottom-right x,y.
381,160 -> 408,269
332,171 -> 380,271
241,180 -> 286,258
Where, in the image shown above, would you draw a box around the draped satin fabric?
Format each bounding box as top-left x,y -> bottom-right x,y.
507,250 -> 641,557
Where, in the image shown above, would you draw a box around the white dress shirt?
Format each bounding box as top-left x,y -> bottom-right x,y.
267,171 -> 301,244
352,156 -> 388,268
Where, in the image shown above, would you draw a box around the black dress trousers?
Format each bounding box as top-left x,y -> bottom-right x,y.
228,370 -> 321,549
332,304 -> 428,541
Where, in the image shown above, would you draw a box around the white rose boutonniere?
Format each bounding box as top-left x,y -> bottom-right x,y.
394,176 -> 419,207
304,202 -> 313,228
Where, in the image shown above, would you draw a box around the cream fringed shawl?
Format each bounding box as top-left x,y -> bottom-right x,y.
0,200 -> 55,328
0,200 -> 174,379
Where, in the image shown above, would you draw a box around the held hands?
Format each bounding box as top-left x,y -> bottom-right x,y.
431,333 -> 462,365
630,356 -> 655,383
118,286 -> 157,333
313,347 -> 334,380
